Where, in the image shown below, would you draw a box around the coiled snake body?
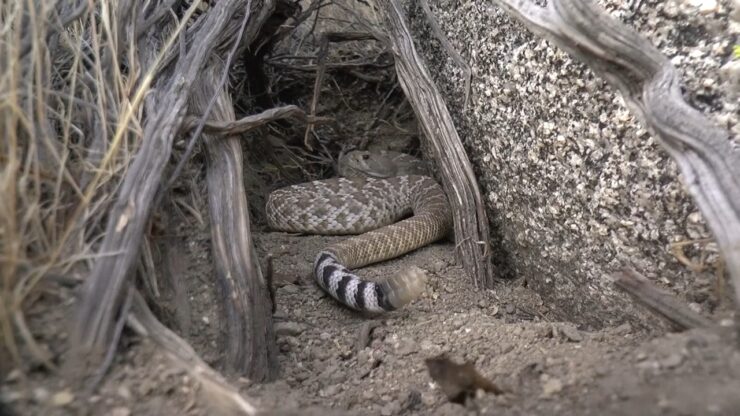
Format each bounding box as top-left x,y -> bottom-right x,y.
266,151 -> 452,312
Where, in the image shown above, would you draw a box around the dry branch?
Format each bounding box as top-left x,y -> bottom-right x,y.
305,31 -> 381,149
182,105 -> 332,135
71,0 -> 270,377
378,0 -> 495,288
488,0 -> 740,333
612,269 -> 714,330
192,62 -> 279,380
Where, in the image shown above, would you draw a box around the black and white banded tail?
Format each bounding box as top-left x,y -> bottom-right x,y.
314,251 -> 427,313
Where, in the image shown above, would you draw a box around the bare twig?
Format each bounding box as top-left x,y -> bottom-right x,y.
182,105 -> 333,135
71,0 -> 265,377
612,269 -> 714,331
304,31 -> 382,149
192,60 -> 279,379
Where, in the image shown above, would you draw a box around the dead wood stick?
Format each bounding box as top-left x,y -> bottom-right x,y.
71,0 -> 266,377
192,62 -> 279,380
488,0 -> 740,337
612,269 -> 714,331
379,0 -> 495,288
304,31 -> 381,149
182,105 -> 332,135
127,291 -> 258,416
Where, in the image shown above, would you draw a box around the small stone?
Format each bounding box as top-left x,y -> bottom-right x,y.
421,391 -> 436,406
1,389 -> 24,403
541,377 -> 563,398
51,390 -> 74,406
420,340 -> 435,351
32,387 -> 50,403
111,407 -> 131,416
4,369 -> 22,383
117,386 -> 132,400
505,304 -> 516,314
660,353 -> 683,369
275,321 -> 306,336
380,401 -> 400,416
394,338 -> 418,356
558,325 -> 583,342
319,332 -> 332,340
611,323 -> 632,335
321,384 -> 340,397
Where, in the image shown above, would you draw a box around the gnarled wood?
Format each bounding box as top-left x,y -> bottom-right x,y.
379,0 -> 495,288
71,0 -> 277,378
192,62 -> 279,379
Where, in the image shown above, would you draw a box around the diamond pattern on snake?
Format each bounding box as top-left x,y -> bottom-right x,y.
266,150 -> 452,312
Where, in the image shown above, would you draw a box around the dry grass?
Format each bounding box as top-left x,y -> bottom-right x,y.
0,0 -> 196,372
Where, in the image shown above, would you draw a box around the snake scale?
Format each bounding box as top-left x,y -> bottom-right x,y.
266,150 -> 452,313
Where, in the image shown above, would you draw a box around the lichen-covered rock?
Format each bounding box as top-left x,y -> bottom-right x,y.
406,0 -> 738,328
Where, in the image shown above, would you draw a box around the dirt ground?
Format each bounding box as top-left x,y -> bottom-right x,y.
3,228 -> 740,416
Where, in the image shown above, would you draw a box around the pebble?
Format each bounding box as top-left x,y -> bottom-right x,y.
558,325 -> 583,342
660,353 -> 684,369
32,387 -> 50,403
394,338 -> 418,356
110,407 -> 131,416
541,377 -> 563,398
51,390 -> 74,406
275,321 -> 306,336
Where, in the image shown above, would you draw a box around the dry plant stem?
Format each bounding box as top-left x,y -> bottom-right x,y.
612,269 -> 714,330
182,104 -> 332,135
379,0 -> 495,288
192,62 -> 279,380
72,0 -> 260,374
489,0 -> 740,333
128,291 -> 258,416
305,32 -> 380,149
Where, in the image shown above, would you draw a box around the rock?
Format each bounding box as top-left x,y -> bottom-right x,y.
117,386 -> 132,400
394,337 -> 418,356
660,353 -> 684,369
32,387 -> 50,403
50,389 -> 74,406
408,0 -> 733,331
276,321 -> 306,336
541,377 -> 563,398
557,325 -> 583,342
110,407 -> 131,416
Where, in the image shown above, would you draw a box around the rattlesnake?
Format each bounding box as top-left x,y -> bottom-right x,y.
266,150 -> 452,312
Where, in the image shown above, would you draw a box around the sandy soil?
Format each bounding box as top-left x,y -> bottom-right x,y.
4,226 -> 739,416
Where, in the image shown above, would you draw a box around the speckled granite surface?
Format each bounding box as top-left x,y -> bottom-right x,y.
406,0 -> 739,329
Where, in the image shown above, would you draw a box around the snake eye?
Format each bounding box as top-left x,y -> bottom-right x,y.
361,154 -> 369,160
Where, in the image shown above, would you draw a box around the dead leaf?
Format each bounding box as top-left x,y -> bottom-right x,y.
425,354 -> 504,404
